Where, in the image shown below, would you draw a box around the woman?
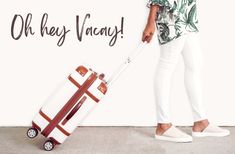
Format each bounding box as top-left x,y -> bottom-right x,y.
142,0 -> 230,142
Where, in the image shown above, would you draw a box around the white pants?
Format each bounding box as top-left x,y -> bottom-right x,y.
153,32 -> 207,123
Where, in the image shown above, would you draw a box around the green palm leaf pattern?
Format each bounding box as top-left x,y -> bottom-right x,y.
178,0 -> 187,14
187,4 -> 198,31
148,0 -> 171,7
148,0 -> 199,45
188,0 -> 195,6
169,1 -> 177,14
158,23 -> 170,41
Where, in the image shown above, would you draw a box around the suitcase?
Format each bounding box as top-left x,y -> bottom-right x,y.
27,41 -> 147,151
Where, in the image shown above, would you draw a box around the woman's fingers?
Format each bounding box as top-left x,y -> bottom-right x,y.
142,32 -> 148,42
146,35 -> 153,43
142,32 -> 153,43
142,32 -> 150,42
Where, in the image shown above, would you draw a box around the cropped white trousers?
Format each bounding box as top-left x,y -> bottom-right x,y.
153,32 -> 207,123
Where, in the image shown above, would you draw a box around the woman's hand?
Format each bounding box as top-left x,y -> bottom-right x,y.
142,21 -> 155,43
142,5 -> 159,43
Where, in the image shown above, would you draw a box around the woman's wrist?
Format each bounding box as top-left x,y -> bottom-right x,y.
148,5 -> 159,23
147,19 -> 155,26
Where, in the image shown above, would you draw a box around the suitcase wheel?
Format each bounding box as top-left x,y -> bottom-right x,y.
27,127 -> 38,139
43,139 -> 55,151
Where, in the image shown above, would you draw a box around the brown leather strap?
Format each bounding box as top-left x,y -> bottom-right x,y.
41,73 -> 97,137
68,76 -> 81,88
39,110 -> 70,136
68,75 -> 100,102
32,121 -> 41,131
61,96 -> 87,125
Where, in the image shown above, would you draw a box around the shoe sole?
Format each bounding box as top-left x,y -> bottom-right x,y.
192,131 -> 230,137
154,134 -> 193,143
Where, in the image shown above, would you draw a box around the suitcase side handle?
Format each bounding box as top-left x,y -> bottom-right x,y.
106,41 -> 147,87
61,96 -> 87,125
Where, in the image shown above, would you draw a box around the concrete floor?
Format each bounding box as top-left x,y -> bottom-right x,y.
0,127 -> 234,154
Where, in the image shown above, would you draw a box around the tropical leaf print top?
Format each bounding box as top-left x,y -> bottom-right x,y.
147,0 -> 199,45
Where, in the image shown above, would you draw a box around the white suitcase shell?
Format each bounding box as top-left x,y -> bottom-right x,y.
27,41 -> 146,151
27,65 -> 107,150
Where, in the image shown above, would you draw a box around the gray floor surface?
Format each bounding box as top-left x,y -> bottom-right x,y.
0,126 -> 234,154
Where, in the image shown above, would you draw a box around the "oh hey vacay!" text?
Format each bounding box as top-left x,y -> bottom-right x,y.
11,13 -> 124,47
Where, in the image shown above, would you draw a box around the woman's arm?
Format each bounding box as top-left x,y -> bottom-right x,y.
142,5 -> 159,43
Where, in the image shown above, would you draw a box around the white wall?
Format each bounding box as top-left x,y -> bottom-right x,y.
0,0 -> 235,126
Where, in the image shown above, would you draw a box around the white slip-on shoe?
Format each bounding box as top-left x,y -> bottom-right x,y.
192,124 -> 230,137
154,126 -> 193,143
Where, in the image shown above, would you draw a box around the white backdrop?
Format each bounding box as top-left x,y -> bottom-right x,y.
0,0 -> 235,126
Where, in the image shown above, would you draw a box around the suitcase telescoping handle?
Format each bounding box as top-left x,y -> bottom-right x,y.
106,41 -> 147,87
